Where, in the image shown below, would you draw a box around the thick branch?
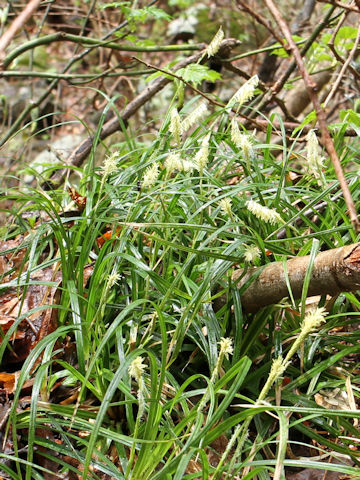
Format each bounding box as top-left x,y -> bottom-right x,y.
233,243 -> 360,313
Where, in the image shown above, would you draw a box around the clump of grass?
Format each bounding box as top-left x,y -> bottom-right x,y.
1,88 -> 360,479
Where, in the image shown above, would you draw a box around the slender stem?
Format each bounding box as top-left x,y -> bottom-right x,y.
2,32 -> 204,69
0,69 -> 154,80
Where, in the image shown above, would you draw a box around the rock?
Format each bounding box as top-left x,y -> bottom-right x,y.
24,134 -> 82,184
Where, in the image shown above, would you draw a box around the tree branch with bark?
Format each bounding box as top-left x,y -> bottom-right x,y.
232,243 -> 360,313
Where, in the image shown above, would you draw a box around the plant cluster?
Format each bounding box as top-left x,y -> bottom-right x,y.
1,1 -> 360,479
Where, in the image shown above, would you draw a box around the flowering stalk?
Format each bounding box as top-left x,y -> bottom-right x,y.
211,337 -> 233,383
102,152 -> 119,177
243,244 -> 260,263
231,119 -> 254,161
226,75 -> 259,109
164,153 -> 195,175
90,271 -> 121,329
205,26 -> 224,58
219,198 -> 232,218
181,102 -> 208,133
96,151 -> 120,209
142,163 -> 159,188
216,308 -> 327,478
169,107 -> 182,146
258,356 -> 288,402
306,129 -> 325,180
129,356 -> 147,417
246,199 -> 283,225
126,356 -> 147,477
194,133 -> 210,174
197,337 -> 233,413
284,307 -> 326,363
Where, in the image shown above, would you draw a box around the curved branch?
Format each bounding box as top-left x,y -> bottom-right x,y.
0,0 -> 42,61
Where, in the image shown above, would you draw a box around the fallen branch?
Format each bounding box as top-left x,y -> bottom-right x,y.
232,243 -> 360,313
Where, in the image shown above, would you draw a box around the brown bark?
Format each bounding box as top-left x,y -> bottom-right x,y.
232,243 -> 360,313
0,0 -> 42,61
285,70 -> 332,117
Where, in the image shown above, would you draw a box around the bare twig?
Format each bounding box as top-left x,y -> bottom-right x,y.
133,56 -> 225,109
324,22 -> 360,108
327,6 -> 360,82
0,0 -> 42,61
0,0 -> 166,148
264,0 -> 359,232
254,5 -> 337,117
316,0 -> 360,12
235,0 -> 286,47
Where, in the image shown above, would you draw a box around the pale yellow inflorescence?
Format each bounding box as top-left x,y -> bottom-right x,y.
231,119 -> 254,160
181,103 -> 209,133
226,75 -> 259,109
102,151 -> 120,177
246,199 -> 282,225
243,244 -> 261,263
206,26 -> 224,58
106,272 -> 121,289
170,107 -> 182,144
219,197 -> 232,217
306,130 -> 325,178
219,337 -> 233,358
283,307 -> 327,364
194,133 -> 211,172
142,163 -> 159,188
299,307 -> 327,340
128,356 -> 146,382
164,153 -> 196,174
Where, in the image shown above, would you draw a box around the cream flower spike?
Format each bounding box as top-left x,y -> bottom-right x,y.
226,75 -> 259,109
206,27 -> 224,58
181,103 -> 208,133
142,163 -> 159,188
246,199 -> 282,225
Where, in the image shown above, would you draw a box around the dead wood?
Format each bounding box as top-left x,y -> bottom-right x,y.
232,243 -> 360,313
285,70 -> 332,117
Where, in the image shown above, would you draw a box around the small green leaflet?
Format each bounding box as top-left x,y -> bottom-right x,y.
177,64 -> 221,87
